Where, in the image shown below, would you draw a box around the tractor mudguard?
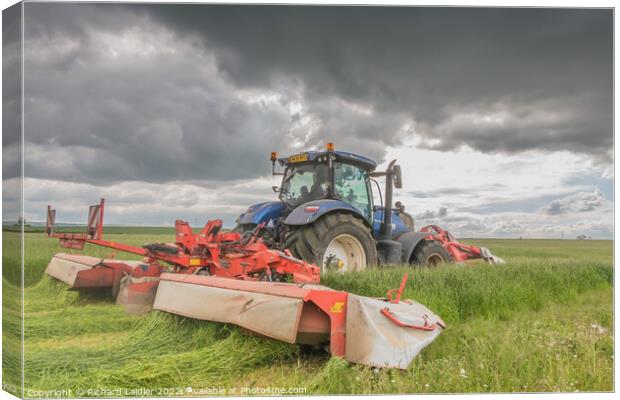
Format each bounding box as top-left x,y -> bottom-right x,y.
372,208 -> 410,238
395,231 -> 430,264
283,199 -> 367,226
236,201 -> 284,225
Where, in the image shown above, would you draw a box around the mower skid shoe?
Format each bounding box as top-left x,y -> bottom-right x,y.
480,247 -> 506,265
345,294 -> 445,369
45,253 -> 104,288
116,275 -> 161,315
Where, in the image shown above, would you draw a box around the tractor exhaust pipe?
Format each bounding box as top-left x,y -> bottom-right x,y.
375,161 -> 404,264
382,160 -> 396,239
371,159 -> 402,240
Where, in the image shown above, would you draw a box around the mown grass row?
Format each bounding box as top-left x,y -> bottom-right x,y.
16,278 -> 298,393
2,271 -> 23,397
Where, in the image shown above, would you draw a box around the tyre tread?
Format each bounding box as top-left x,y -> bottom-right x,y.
283,212 -> 377,269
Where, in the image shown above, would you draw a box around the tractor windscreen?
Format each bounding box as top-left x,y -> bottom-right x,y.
280,162 -> 329,207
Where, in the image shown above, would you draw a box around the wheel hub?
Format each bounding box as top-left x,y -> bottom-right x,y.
323,234 -> 366,272
426,254 -> 444,266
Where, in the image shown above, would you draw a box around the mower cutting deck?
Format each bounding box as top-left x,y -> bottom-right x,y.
45,253 -> 105,287
153,273 -> 444,368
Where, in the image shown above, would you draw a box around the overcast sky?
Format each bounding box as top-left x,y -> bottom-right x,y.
3,4 -> 613,238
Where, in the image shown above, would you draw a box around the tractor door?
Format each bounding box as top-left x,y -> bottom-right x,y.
280,162 -> 330,207
333,162 -> 373,222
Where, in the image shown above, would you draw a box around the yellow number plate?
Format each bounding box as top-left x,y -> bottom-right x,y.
289,153 -> 308,163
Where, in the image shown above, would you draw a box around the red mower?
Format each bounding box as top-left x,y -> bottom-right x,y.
43,191 -> 503,368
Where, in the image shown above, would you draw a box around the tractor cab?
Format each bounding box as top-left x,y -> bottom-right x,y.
235,143 -> 409,244
273,148 -> 376,221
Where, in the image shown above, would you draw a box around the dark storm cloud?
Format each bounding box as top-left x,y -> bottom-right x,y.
3,3 -> 23,221
148,6 -> 612,160
22,3 -> 296,184
18,4 -> 613,185
3,3 -> 22,165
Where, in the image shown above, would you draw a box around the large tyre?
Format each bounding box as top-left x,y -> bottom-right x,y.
283,213 -> 377,272
411,240 -> 453,266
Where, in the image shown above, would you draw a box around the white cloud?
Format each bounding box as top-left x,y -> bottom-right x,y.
379,138 -> 612,238
22,176 -> 281,227
539,190 -> 608,215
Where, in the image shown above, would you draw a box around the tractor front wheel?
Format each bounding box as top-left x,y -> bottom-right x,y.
411,240 -> 453,266
283,213 -> 377,272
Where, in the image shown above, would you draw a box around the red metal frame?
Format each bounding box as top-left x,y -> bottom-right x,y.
46,199 -> 320,285
420,225 -> 487,263
386,273 -> 408,303
381,275 -> 446,331
380,308 -> 439,331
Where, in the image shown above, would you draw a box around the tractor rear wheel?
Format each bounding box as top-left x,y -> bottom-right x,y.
411,240 -> 453,266
283,213 -> 377,272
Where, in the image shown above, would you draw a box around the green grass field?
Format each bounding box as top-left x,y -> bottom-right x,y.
2,231 -> 613,396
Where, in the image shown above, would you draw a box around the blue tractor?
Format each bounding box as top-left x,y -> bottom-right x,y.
234,143 -> 466,272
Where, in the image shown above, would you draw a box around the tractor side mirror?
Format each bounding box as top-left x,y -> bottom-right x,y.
392,165 -> 402,189
272,186 -> 280,193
